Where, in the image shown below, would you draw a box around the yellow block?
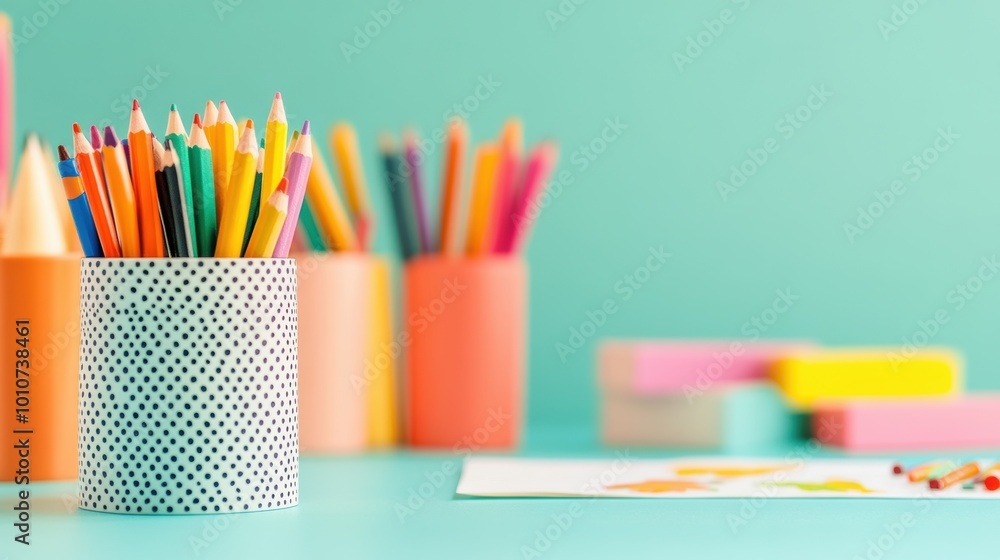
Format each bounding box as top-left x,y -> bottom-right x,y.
367,258 -> 399,446
770,348 -> 961,410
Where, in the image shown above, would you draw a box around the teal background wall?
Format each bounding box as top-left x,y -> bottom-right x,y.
6,0 -> 998,434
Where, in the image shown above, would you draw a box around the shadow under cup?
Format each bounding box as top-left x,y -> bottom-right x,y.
76,258 -> 299,514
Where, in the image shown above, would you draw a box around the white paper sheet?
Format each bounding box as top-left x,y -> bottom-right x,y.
456,457 -> 1000,499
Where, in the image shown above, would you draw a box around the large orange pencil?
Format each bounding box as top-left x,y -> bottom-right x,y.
72,123 -> 121,257
437,119 -> 467,255
128,100 -> 164,256
102,126 -> 141,257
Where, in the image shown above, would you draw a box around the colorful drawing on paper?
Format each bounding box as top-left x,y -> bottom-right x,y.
606,480 -> 712,494
673,465 -> 790,478
774,480 -> 877,493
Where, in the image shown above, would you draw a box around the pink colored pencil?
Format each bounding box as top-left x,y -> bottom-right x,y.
90,125 -> 103,150
502,142 -> 559,253
0,15 -> 12,215
488,119 -> 523,253
272,121 -> 314,258
403,130 -> 431,253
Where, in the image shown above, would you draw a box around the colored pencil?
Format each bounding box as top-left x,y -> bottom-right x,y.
0,135 -> 67,255
245,177 -> 289,258
402,130 -> 431,253
305,136 -> 357,251
272,121 -> 314,258
241,140 -> 265,256
128,100 -> 164,257
215,121 -> 258,257
0,14 -> 11,217
89,125 -> 102,150
380,134 -> 419,260
501,142 -> 558,253
188,114 -> 216,257
488,118 -> 522,253
930,462 -> 981,490
213,100 -> 237,217
41,138 -> 80,252
57,145 -> 102,257
164,140 -> 194,257
102,126 -> 141,257
122,138 -> 132,177
437,118 -> 467,255
330,122 -> 373,249
152,139 -> 176,258
166,104 -> 196,251
263,92 -> 287,201
464,143 -> 499,256
72,123 -> 121,257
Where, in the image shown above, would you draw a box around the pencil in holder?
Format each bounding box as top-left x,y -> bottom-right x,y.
404,256 -> 526,449
296,253 -> 373,453
76,258 -> 299,514
0,257 -> 81,482
367,257 -> 400,447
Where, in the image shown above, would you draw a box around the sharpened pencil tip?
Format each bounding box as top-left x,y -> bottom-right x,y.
57,145 -> 71,161
246,119 -> 253,129
103,126 -> 120,148
277,177 -> 288,193
132,99 -> 140,111
301,121 -> 310,136
170,103 -> 177,112
193,113 -> 202,127
72,122 -> 82,134
275,92 -> 281,100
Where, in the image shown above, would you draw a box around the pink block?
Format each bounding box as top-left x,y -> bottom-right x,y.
599,340 -> 812,395
814,395 -> 1000,451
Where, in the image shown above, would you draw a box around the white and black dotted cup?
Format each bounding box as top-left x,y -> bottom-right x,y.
77,259 -> 299,514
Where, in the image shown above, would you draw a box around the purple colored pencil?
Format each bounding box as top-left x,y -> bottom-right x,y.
403,130 -> 431,253
90,125 -> 103,150
272,121 -> 314,258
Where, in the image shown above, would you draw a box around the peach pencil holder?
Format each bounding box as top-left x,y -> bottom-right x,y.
0,257 -> 81,482
404,256 -> 526,450
296,253 -> 378,453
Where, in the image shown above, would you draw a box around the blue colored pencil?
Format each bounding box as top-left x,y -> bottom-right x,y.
56,145 -> 103,257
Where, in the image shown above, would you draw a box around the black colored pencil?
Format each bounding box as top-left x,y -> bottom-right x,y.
164,139 -> 194,257
152,139 -> 177,257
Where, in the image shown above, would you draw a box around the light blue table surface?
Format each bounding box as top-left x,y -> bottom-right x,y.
2,427 -> 998,560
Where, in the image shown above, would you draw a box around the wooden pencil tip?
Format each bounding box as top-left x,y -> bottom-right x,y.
275,92 -> 282,100
72,122 -> 82,134
246,119 -> 254,129
301,121 -> 310,136
132,99 -> 140,111
378,133 -> 396,152
103,126 -> 120,148
277,177 -> 289,193
57,145 -> 71,161
170,103 -> 177,112
193,113 -> 202,127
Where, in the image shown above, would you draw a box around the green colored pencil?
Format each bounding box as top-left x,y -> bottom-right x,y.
166,104 -> 196,251
298,199 -> 328,251
242,139 -> 265,256
188,115 -> 216,256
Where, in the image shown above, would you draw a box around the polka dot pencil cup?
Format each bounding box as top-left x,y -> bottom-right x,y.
405,256 -> 526,449
76,258 -> 299,514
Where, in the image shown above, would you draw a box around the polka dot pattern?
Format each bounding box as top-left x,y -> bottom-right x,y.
77,259 -> 299,514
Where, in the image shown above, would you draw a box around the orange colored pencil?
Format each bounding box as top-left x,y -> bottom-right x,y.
438,118 -> 467,255
101,126 -> 141,257
464,143 -> 499,256
71,123 -> 121,257
128,99 -> 164,257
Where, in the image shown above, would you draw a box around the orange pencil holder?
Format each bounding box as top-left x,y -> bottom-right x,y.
404,256 -> 527,450
77,259 -> 299,514
0,257 -> 81,482
296,253 -> 378,453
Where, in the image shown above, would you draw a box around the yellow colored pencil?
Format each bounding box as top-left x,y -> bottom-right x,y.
330,122 -> 372,248
245,177 -> 289,258
464,143 -> 499,256
305,137 -> 358,251
212,100 -> 237,217
214,121 -> 258,257
263,92 -> 288,201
